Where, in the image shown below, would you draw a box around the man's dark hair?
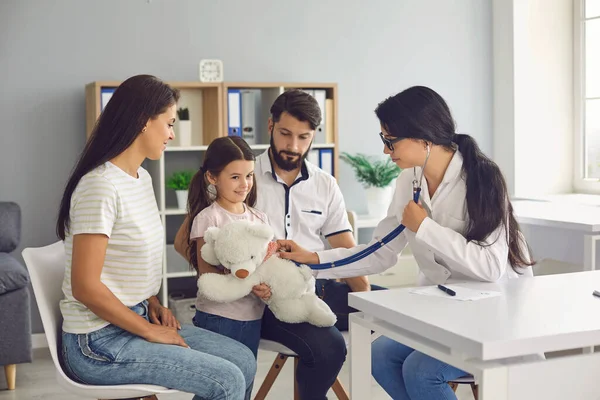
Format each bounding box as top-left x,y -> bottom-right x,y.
270,89 -> 321,130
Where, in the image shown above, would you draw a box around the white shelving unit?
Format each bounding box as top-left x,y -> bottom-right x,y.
86,80 -> 340,305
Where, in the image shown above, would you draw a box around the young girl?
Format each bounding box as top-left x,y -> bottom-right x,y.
56,75 -> 255,400
278,85 -> 536,400
184,136 -> 271,358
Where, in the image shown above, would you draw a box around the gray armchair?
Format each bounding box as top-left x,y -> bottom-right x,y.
0,202 -> 32,390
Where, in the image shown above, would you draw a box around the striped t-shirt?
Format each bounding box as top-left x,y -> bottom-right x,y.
60,162 -> 164,334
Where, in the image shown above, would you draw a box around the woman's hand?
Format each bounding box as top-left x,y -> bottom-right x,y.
143,324 -> 189,348
402,200 -> 428,232
277,240 -> 319,265
148,298 -> 181,330
252,283 -> 272,301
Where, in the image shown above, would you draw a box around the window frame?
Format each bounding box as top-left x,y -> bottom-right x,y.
574,0 -> 600,193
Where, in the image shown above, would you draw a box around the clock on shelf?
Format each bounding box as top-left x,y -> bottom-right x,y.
199,59 -> 224,83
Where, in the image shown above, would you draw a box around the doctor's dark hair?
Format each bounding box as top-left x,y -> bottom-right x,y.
185,136 -> 258,274
375,86 -> 534,272
270,89 -> 321,130
56,74 -> 179,240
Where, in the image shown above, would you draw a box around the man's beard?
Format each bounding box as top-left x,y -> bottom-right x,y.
270,135 -> 310,171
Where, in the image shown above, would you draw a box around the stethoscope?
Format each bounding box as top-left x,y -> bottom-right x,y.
299,144 -> 432,270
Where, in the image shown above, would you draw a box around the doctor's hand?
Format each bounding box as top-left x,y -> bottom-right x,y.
402,200 -> 428,232
276,240 -> 320,265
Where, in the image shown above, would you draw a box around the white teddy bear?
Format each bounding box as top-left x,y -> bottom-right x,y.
197,220 -> 337,327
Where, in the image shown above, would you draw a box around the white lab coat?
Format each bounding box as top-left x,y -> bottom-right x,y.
315,150 -> 533,285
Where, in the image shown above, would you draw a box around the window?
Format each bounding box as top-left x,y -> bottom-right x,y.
575,0 -> 600,192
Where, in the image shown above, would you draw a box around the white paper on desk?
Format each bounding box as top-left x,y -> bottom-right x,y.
409,285 -> 501,301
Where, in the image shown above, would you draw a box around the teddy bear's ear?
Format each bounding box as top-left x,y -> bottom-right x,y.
245,223 -> 274,240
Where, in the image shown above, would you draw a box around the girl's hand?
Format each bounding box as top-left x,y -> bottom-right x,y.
148,300 -> 181,330
143,324 -> 189,348
402,200 -> 428,232
277,240 -> 319,265
252,283 -> 272,300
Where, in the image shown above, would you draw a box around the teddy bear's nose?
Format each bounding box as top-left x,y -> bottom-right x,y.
235,269 -> 250,279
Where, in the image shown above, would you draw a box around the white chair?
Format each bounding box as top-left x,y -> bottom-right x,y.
22,241 -> 178,400
254,334 -> 349,400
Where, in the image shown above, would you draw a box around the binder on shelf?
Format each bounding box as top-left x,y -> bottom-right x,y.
307,149 -> 320,166
313,90 -> 327,144
227,89 -> 242,136
325,99 -> 334,143
241,90 -> 257,145
318,148 -> 334,176
100,87 -> 116,112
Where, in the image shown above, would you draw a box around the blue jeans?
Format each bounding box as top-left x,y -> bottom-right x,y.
260,306 -> 346,400
372,336 -> 468,400
61,301 -> 256,400
192,310 -> 262,359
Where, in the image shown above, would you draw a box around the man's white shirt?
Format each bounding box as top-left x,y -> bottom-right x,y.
254,150 -> 352,252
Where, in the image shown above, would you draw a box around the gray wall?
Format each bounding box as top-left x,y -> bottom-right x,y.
0,0 -> 493,334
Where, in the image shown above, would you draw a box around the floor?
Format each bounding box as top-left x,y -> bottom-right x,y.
0,347 -> 477,400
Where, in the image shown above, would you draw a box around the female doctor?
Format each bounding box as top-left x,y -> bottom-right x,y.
278,85 -> 535,400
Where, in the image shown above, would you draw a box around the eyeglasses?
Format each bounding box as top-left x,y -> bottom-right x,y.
379,132 -> 404,151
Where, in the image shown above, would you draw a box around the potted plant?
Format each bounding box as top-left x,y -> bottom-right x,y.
167,170 -> 194,209
176,107 -> 192,147
340,152 -> 401,218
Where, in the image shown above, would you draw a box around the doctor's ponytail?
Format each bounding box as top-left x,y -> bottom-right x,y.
452,133 -> 534,271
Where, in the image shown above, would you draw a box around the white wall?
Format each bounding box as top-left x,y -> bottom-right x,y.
493,0 -> 573,198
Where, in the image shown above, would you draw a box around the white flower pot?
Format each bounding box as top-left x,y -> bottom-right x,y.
175,190 -> 188,210
365,185 -> 394,219
177,120 -> 192,147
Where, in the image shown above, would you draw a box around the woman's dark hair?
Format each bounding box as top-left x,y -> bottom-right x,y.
375,86 -> 534,272
186,136 -> 257,273
56,75 -> 180,240
270,89 -> 321,130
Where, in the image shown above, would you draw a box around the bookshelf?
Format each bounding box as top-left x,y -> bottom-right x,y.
85,80 -> 339,305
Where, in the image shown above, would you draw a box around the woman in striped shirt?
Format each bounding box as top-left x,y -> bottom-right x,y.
56,75 -> 256,400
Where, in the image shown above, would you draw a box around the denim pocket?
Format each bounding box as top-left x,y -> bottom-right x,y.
78,334 -> 113,363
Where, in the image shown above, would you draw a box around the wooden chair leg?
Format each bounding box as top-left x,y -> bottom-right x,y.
253,353 -> 289,400
293,357 -> 300,400
448,382 -> 459,392
4,364 -> 16,390
471,383 -> 479,400
331,377 -> 349,400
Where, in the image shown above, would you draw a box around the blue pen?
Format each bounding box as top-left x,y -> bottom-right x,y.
301,209 -> 322,215
437,285 -> 456,296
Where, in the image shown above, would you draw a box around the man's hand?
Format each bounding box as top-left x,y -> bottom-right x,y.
277,240 -> 320,265
148,298 -> 181,330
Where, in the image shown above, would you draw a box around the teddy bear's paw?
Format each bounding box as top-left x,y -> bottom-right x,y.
303,294 -> 337,327
197,274 -> 253,303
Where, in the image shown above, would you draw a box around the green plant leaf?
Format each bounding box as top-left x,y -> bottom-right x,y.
340,152 -> 401,188
166,170 -> 194,190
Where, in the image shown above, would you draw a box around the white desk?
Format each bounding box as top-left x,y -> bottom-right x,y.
349,272 -> 600,400
512,200 -> 600,271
